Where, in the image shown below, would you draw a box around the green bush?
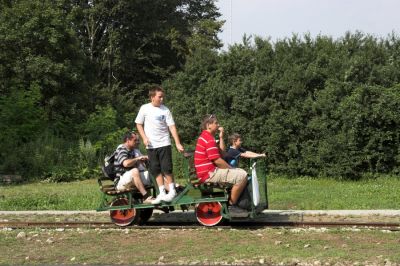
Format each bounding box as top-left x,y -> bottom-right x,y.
44,167 -> 77,183
80,105 -> 119,144
166,33 -> 400,179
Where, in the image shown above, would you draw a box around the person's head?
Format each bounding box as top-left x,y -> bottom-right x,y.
201,114 -> 219,134
229,133 -> 242,148
149,85 -> 164,107
123,131 -> 139,150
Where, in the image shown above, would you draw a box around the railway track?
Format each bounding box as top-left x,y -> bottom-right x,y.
1,220 -> 399,230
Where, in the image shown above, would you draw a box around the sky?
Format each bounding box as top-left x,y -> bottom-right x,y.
215,0 -> 400,50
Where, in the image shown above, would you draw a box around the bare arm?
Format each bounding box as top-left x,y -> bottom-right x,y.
122,156 -> 147,168
136,123 -> 149,147
169,124 -> 184,152
213,157 -> 232,169
241,151 -> 267,159
218,127 -> 226,155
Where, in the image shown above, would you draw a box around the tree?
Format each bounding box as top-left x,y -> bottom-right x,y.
0,0 -> 91,136
68,0 -> 222,101
167,32 -> 400,178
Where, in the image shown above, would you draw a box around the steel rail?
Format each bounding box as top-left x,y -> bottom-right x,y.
1,221 -> 399,230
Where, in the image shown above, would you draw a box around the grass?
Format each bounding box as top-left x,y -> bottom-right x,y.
1,176 -> 400,265
0,179 -> 99,210
1,175 -> 400,210
0,227 -> 399,265
268,175 -> 400,209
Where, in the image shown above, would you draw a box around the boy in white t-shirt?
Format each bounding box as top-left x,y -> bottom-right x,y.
135,86 -> 184,204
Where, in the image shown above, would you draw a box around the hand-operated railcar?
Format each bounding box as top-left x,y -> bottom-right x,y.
96,152 -> 268,226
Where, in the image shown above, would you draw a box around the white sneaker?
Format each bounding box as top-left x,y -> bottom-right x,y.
161,190 -> 177,202
151,193 -> 166,204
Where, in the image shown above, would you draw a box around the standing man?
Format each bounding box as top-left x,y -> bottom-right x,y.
135,86 -> 184,204
194,114 -> 248,213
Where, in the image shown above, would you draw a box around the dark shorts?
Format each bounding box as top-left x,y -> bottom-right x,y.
147,145 -> 173,177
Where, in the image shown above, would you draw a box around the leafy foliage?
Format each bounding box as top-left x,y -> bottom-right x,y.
0,0 -> 222,181
167,33 -> 400,179
1,1 -> 398,180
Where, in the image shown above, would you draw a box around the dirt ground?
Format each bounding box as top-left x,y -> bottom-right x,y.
1,225 -> 400,265
1,211 -> 399,265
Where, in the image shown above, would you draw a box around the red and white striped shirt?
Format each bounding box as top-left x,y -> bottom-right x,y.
194,130 -> 220,182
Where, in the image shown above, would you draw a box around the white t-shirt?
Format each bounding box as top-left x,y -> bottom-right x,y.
135,103 -> 175,149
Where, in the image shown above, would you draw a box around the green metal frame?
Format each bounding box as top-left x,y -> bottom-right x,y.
96,184 -> 136,212
96,153 -> 269,223
96,176 -> 229,213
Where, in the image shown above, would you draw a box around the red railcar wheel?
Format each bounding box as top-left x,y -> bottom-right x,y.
110,198 -> 136,226
195,202 -> 223,226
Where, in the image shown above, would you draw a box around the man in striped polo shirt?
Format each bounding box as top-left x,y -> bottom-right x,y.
114,131 -> 154,203
194,114 -> 248,212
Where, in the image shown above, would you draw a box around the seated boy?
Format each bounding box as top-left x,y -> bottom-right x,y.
223,133 -> 266,167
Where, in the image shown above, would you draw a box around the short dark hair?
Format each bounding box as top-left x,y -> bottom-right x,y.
123,131 -> 136,142
149,85 -> 164,99
201,114 -> 217,130
228,133 -> 241,145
